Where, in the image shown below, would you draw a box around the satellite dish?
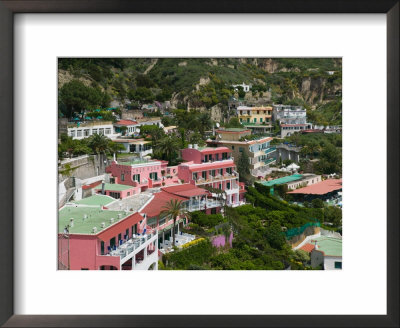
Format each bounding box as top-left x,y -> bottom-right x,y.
216,123 -> 220,128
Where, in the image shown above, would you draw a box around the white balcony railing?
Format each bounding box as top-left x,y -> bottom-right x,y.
107,232 -> 157,263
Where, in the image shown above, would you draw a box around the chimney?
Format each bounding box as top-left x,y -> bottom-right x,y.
101,180 -> 105,195
188,144 -> 193,149
92,227 -> 97,233
101,222 -> 105,228
194,144 -> 198,149
113,152 -> 116,162
110,217 -> 115,224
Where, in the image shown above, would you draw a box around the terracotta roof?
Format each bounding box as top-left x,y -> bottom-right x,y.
199,147 -> 231,154
114,120 -> 138,126
140,191 -> 187,218
162,184 -> 209,198
97,212 -> 143,242
288,179 -> 342,195
82,180 -> 102,190
299,243 -> 315,253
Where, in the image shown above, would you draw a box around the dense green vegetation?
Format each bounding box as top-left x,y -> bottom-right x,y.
284,132 -> 342,175
59,58 -> 342,125
58,133 -> 124,160
161,182 -> 341,270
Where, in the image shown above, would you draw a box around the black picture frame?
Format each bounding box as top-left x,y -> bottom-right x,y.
0,1 -> 398,327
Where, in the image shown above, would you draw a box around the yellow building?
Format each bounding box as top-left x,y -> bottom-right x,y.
236,106 -> 273,134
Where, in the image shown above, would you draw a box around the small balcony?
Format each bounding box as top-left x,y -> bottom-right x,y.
106,231 -> 158,264
264,158 -> 276,165
264,147 -> 276,154
194,171 -> 238,185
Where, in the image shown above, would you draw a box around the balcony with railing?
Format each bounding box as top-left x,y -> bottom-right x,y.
264,147 -> 276,154
194,171 -> 239,185
264,158 -> 276,165
103,231 -> 158,267
186,199 -> 224,212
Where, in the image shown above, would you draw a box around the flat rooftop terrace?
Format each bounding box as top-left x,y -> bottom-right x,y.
59,206 -> 131,234
313,236 -> 342,257
94,183 -> 134,191
72,194 -> 116,206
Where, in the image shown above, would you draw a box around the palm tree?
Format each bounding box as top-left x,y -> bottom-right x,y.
154,136 -> 180,165
160,199 -> 190,248
88,133 -> 110,154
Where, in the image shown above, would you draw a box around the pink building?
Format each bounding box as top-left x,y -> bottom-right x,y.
94,182 -> 136,199
58,205 -> 158,270
140,183 -> 222,249
178,146 -> 246,206
106,158 -> 180,193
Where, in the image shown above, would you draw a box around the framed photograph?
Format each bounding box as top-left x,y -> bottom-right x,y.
0,1 -> 398,327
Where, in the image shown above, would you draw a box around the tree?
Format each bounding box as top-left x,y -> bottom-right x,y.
88,133 -> 111,154
59,80 -> 110,118
225,117 -> 244,128
265,220 -> 286,249
160,199 -> 190,248
311,198 -> 325,209
128,87 -> 155,107
154,136 -> 180,165
237,151 -> 250,180
197,112 -> 212,135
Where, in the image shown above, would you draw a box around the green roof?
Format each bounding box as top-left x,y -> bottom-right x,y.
59,206 -> 131,234
314,236 -> 342,257
94,183 -> 133,191
221,128 -> 248,132
262,174 -> 303,187
73,195 -> 115,206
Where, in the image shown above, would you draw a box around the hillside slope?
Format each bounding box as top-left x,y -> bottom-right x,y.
58,58 -> 342,125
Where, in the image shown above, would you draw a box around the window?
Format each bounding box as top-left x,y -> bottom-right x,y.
118,233 -> 122,242
133,174 -> 140,182
127,192 -> 130,196
231,146 -> 235,150
202,171 -> 206,179
215,153 -> 219,161
239,147 -> 244,153
253,118 -> 257,123
219,183 -> 222,190
208,154 -> 212,161
92,128 -> 98,134
105,128 -> 111,135
193,172 -> 198,180
99,128 -> 104,135
77,130 -> 82,137
70,130 -> 76,137
226,167 -> 232,174
121,173 -> 125,181
240,118 -> 242,122
334,261 -> 342,269
210,170 -> 216,177
219,168 -> 223,175
84,129 -> 90,136
100,241 -> 105,255
260,118 -> 263,122
126,229 -> 129,239
247,118 -> 250,123
227,182 -> 231,190
110,237 -> 116,248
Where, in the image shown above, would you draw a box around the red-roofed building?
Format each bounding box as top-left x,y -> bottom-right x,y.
287,179 -> 342,202
114,119 -> 139,136
140,183 -> 226,247
299,243 -> 315,253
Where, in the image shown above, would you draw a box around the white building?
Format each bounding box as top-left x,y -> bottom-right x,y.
232,82 -> 251,93
272,104 -> 313,137
67,121 -> 119,140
